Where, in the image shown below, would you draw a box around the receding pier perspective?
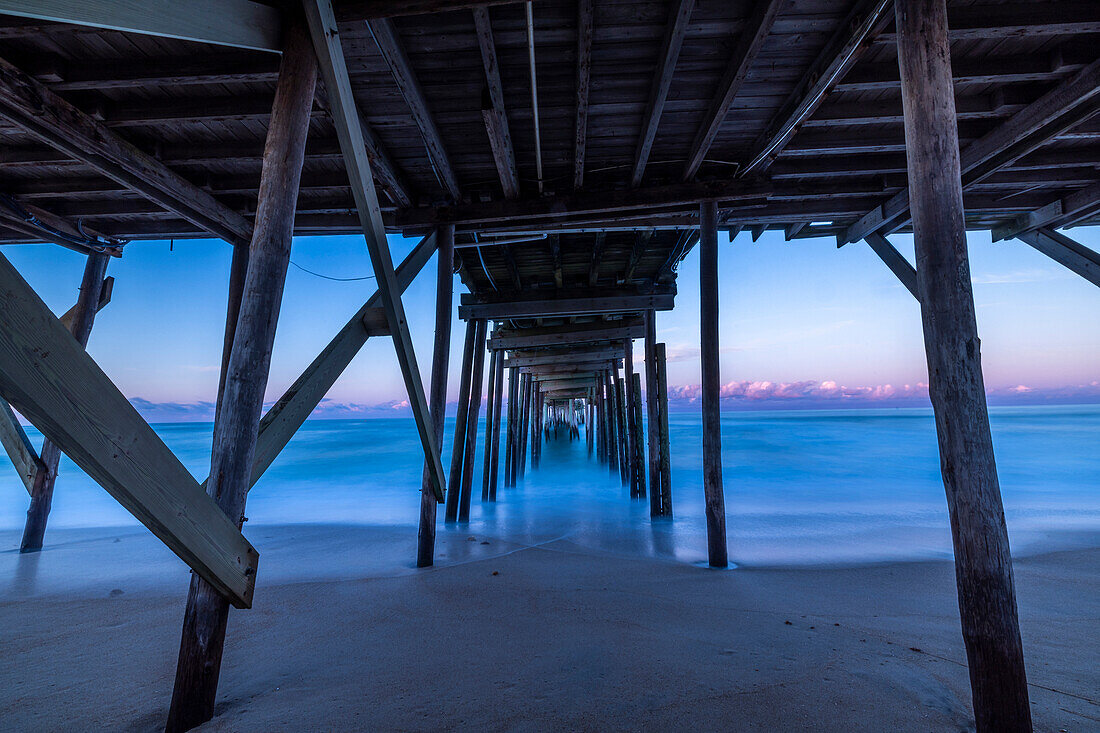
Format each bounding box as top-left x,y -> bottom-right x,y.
1,1 -> 1098,731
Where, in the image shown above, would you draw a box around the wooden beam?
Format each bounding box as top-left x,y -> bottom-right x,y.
632,0 -> 694,187
549,233 -> 563,288
875,2 -> 1100,44
306,0 -> 446,499
699,200 -> 726,566
460,293 -> 674,320
1015,228 -> 1100,287
0,195 -> 124,256
474,6 -> 519,199
623,229 -> 653,282
0,397 -> 40,494
741,0 -> 894,176
337,0 -> 527,21
506,349 -> 624,368
896,0 -> 1031,728
682,0 -> 781,180
572,0 -> 593,190
0,0 -> 282,53
58,275 -> 112,330
865,232 -> 919,300
518,361 -> 618,375
587,232 -> 607,287
367,16 -> 461,202
0,252 -> 257,605
0,54 -> 253,244
539,378 -> 597,393
992,181 -> 1100,240
489,321 -> 644,350
500,244 -> 523,291
845,58 -> 1100,243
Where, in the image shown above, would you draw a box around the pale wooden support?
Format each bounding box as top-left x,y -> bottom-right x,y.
630,372 -> 646,499
459,319 -> 487,521
896,0 -> 1031,728
166,20 -> 317,731
655,342 -> 673,517
700,200 -> 727,567
505,365 -> 517,487
20,250 -> 111,552
305,0 -> 446,500
417,225 -> 454,568
865,231 -> 920,300
0,398 -> 41,494
644,310 -> 662,515
488,352 -> 505,500
481,347 -> 500,501
445,318 -> 477,523
1015,228 -> 1100,288
214,242 -> 250,427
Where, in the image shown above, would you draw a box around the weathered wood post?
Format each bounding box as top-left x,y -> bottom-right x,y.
586,389 -> 594,454
519,373 -> 532,477
596,373 -> 607,463
631,372 -> 646,497
616,374 -> 629,484
644,310 -> 662,515
623,338 -> 641,496
483,345 -> 502,501
459,318 -> 487,521
896,0 -> 1031,728
417,225 -> 453,567
20,249 -> 110,552
505,365 -> 517,487
655,342 -> 672,517
445,318 -> 477,522
605,370 -> 619,474
166,21 -> 317,731
700,200 -> 728,567
489,352 -> 504,499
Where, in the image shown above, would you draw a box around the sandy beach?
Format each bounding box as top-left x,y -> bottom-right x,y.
2,524 -> 1097,732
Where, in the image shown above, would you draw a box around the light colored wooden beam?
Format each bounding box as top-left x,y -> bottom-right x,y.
473,6 -> 519,200
0,398 -> 40,494
58,275 -> 112,330
367,16 -> 461,202
0,252 -> 257,607
305,0 -> 446,500
865,232 -> 919,300
0,0 -> 282,53
1015,228 -> 1100,287
682,0 -> 781,180
0,54 -> 253,244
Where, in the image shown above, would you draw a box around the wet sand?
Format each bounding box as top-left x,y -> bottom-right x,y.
1,524 -> 1097,731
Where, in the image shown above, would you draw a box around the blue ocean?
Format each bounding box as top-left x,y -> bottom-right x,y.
3,405 -> 1099,568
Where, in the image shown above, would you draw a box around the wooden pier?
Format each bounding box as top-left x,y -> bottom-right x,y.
2,0 -> 1099,729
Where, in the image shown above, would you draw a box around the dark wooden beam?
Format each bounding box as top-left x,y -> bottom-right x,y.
367,17 -> 461,201
631,0 -> 694,187
875,2 -> 1100,44
337,0 -> 527,21
308,0 -> 446,498
992,181 -> 1100,240
0,397 -> 41,494
864,232 -> 919,300
845,58 -> 1100,243
500,244 -> 523,290
622,228 -> 653,282
461,293 -> 674,321
489,323 -> 644,350
0,54 -> 253,244
682,0 -> 781,180
549,233 -> 563,288
0,195 -> 123,256
572,0 -> 594,190
699,200 -> 726,566
587,231 -> 607,287
473,6 -> 519,199
741,0 -> 894,176
506,348 -> 626,368
1015,228 -> 1100,287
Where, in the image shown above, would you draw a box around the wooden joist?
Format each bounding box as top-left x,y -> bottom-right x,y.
337,0 -> 528,22
572,0 -> 594,190
0,54 -> 253,245
1015,228 -> 1100,288
0,397 -> 40,494
506,348 -> 625,368
864,232 -> 919,300
473,6 -> 519,200
460,293 -> 674,320
0,252 -> 257,607
367,16 -> 461,202
587,232 -> 607,287
682,0 -> 781,180
489,323 -> 644,350
306,0 -> 446,500
0,0 -> 282,53
845,58 -> 1100,244
632,0 -> 694,187
992,181 -> 1100,240
741,0 -> 894,176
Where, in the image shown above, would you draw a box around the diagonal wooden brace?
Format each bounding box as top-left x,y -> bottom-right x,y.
0,252 -> 258,608
0,397 -> 42,493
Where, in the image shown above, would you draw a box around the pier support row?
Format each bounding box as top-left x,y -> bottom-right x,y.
699,200 -> 728,567
896,0 -> 1030,728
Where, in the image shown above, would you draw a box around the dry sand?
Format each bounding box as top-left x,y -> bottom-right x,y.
1,525 -> 1098,732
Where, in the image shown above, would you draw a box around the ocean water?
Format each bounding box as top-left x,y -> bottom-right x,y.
2,405 -> 1099,569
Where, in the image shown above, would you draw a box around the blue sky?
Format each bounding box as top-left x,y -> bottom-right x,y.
2,226 -> 1098,418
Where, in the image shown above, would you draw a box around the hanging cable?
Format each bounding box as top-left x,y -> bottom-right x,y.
289,260 -> 376,282
0,193 -> 128,252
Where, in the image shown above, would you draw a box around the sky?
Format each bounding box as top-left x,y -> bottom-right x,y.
2,226 -> 1098,420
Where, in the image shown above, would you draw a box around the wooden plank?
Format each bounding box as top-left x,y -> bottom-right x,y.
896,1 -> 1031,728
699,201 -> 725,566
587,232 -> 607,287
1016,228 -> 1100,287
0,397 -> 39,494
306,0 -> 446,500
865,232 -> 919,300
460,293 -> 674,320
0,0 -> 281,53
846,57 -> 1100,243
507,352 -> 623,369
741,0 -> 894,176
632,0 -> 694,187
992,181 -> 1100,240
367,16 -> 461,202
683,0 -> 781,180
0,54 -> 253,245
473,6 -> 519,200
489,324 -> 644,350
239,233 -> 436,493
0,252 -> 257,606
550,234 -> 563,288
572,0 -> 594,190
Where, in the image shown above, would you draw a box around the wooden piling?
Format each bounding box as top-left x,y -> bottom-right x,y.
445,318 -> 477,523
20,249 -> 110,552
417,225 -> 453,568
518,373 -> 532,477
605,371 -> 619,474
615,373 -> 629,484
166,20 -> 317,731
623,338 -> 641,496
896,0 -> 1031,728
504,365 -> 517,487
481,347 -> 498,501
459,319 -> 487,521
655,342 -> 672,517
485,346 -> 504,501
644,311 -> 662,515
700,199 -> 727,567
630,372 -> 646,498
